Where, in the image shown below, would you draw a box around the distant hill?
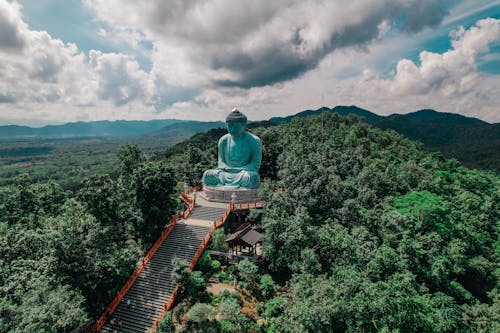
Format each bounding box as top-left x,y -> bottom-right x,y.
269,105 -> 384,124
270,106 -> 498,172
397,109 -> 488,126
0,119 -> 184,138
143,121 -> 224,140
374,111 -> 489,146
374,111 -> 498,171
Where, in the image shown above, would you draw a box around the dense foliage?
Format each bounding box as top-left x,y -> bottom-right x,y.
0,145 -> 179,332
375,116 -> 500,172
161,112 -> 498,332
254,114 -> 499,332
0,111 -> 497,332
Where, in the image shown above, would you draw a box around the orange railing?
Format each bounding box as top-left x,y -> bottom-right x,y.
231,200 -> 264,211
181,185 -> 202,204
180,185 -> 202,219
92,186 -> 200,332
150,204 -> 232,331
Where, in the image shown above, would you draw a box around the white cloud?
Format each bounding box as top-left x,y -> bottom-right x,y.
89,50 -> 154,106
0,0 -> 163,125
343,18 -> 500,121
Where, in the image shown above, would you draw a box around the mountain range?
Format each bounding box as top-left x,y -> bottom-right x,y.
269,106 -> 498,172
0,119 -> 185,138
0,106 -> 497,172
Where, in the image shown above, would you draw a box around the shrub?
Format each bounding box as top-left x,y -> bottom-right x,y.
218,271 -> 229,282
186,302 -> 215,324
236,259 -> 258,283
259,274 -> 276,299
212,260 -> 221,272
211,228 -> 227,252
218,298 -> 246,323
156,311 -> 174,333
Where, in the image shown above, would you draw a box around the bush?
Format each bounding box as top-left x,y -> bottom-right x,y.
156,311 -> 174,333
218,298 -> 246,323
218,271 -> 229,282
263,296 -> 285,318
236,259 -> 258,283
211,229 -> 227,252
171,258 -> 206,301
212,260 -> 221,272
186,303 -> 215,327
259,274 -> 276,299
197,251 -> 213,276
238,281 -> 249,290
219,320 -> 237,333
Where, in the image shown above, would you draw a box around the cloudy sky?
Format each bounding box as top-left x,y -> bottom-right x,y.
0,0 -> 499,126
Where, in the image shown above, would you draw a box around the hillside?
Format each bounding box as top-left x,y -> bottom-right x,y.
269,106 -> 499,172
144,121 -> 224,140
374,112 -> 499,171
269,105 -> 384,124
160,113 -> 499,333
255,114 -> 498,332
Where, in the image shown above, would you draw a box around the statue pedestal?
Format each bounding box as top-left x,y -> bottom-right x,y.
201,186 -> 259,203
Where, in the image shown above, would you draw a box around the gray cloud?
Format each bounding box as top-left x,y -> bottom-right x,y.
214,47 -> 316,88
153,76 -> 199,110
87,0 -> 453,88
0,1 -> 26,52
402,0 -> 450,32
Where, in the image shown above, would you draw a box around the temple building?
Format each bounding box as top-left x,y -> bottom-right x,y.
225,223 -> 263,256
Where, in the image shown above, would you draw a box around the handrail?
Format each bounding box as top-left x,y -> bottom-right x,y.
92,187 -> 200,331
180,186 -> 202,219
180,192 -> 191,205
231,200 -> 264,211
181,185 -> 203,203
150,204 -> 232,331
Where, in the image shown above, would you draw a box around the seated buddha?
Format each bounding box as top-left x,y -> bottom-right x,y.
202,109 -> 261,189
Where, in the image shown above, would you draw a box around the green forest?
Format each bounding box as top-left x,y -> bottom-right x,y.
1,113 -> 498,332
0,145 -> 180,331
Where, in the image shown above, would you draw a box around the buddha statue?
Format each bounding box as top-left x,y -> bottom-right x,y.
202,109 -> 261,189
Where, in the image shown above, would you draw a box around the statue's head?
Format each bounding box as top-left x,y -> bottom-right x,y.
226,108 -> 247,137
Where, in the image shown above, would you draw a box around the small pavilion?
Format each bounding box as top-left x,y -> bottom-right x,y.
225,223 -> 263,255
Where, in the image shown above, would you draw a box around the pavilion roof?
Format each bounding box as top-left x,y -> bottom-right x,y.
225,225 -> 263,246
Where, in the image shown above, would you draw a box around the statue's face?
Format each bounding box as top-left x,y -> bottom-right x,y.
227,121 -> 246,137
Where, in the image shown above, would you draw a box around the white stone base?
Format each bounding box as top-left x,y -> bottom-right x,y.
201,186 -> 259,203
